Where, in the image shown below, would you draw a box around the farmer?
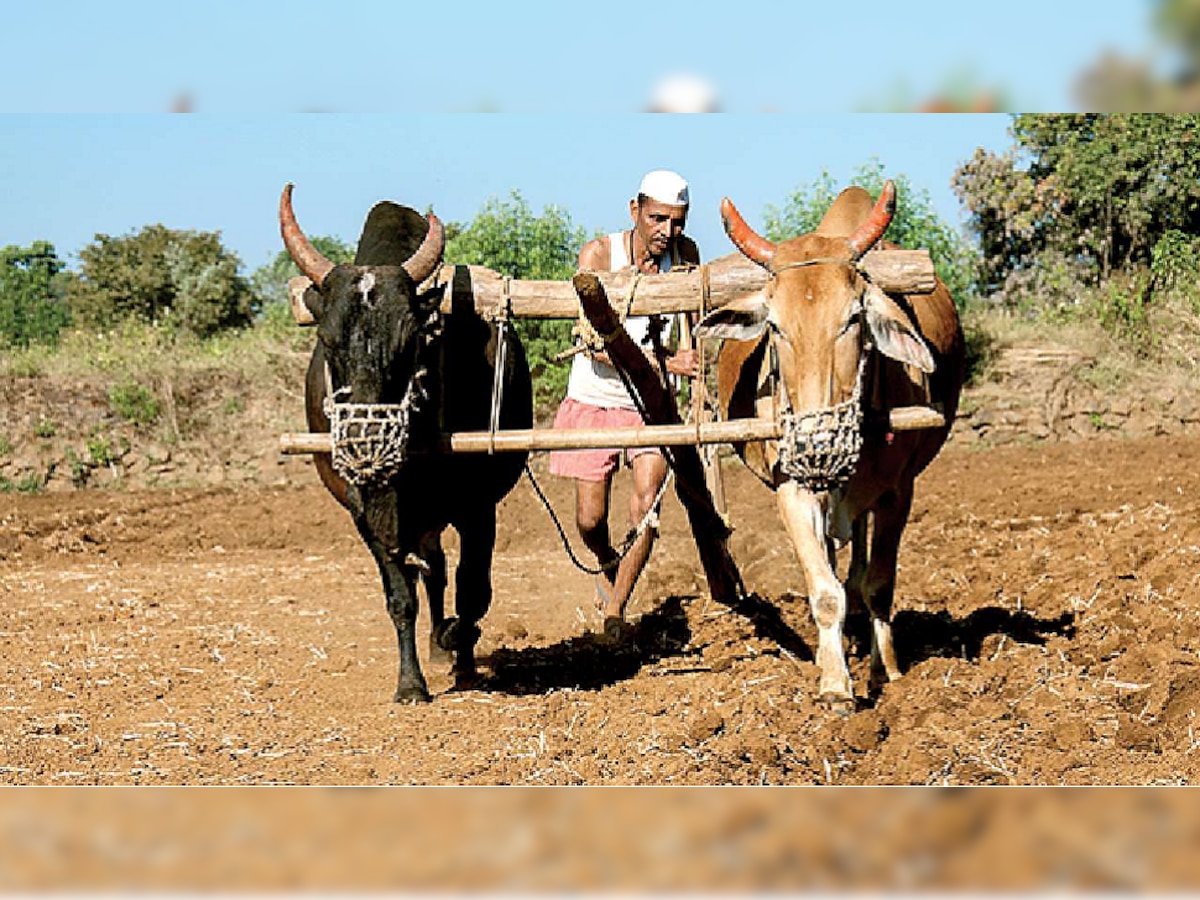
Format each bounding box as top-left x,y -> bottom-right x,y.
550,169 -> 700,639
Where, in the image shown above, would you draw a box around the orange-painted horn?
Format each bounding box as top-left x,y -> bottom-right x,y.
279,184 -> 334,287
401,212 -> 445,285
720,197 -> 776,268
846,180 -> 896,259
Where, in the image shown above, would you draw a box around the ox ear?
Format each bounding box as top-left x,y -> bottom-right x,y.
863,284 -> 935,374
289,275 -> 324,324
694,291 -> 771,341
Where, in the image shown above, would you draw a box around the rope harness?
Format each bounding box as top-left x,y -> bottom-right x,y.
487,282 -> 512,454
523,460 -> 673,577
573,270 -> 638,353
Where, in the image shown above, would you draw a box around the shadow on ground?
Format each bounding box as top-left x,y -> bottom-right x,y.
480,595 -> 697,695
893,606 -> 1076,670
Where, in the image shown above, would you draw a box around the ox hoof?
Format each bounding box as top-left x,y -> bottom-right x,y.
394,684 -> 432,704
434,617 -> 482,652
601,616 -> 634,645
451,669 -> 483,692
817,693 -> 857,717
868,672 -> 899,697
428,633 -> 454,666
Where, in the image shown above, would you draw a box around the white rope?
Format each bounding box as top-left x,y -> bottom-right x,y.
776,353 -> 868,492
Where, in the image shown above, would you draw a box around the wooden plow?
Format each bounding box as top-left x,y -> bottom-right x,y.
278,250 -> 947,605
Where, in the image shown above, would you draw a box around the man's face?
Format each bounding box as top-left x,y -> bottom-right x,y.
630,198 -> 688,256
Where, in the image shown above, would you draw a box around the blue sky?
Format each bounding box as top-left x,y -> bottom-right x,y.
0,1 -> 1150,113
0,115 -> 1016,273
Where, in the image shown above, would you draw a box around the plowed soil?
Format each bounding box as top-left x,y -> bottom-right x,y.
3,434 -> 1200,784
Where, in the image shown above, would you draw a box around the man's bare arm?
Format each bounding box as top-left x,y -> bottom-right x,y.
577,235 -> 611,271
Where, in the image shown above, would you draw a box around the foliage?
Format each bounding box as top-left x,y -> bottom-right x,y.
108,379 -> 160,426
763,160 -> 979,306
0,472 -> 44,493
65,225 -> 254,336
0,435 -> 11,457
65,449 -> 88,487
0,241 -> 71,348
953,115 -> 1200,356
86,432 -> 118,467
249,235 -> 354,313
445,191 -> 587,413
1150,229 -> 1200,308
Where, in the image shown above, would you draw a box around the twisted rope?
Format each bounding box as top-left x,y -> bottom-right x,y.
573,270 -> 639,353
776,354 -> 868,492
325,394 -> 416,486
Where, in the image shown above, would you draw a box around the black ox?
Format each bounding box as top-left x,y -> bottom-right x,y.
280,185 -> 532,702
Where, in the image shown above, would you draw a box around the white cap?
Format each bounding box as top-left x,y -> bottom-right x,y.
637,170 -> 690,207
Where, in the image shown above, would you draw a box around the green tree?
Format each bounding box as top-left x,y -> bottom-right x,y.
953,114 -> 1200,316
250,235 -> 355,314
763,160 -> 979,306
445,191 -> 587,412
0,241 -> 70,347
65,225 -> 254,336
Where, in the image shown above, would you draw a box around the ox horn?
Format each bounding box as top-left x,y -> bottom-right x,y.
720,197 -> 776,269
279,183 -> 335,288
401,212 -> 446,285
846,180 -> 897,260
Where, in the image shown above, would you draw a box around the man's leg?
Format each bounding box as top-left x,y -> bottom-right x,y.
575,476 -> 617,599
604,451 -> 668,620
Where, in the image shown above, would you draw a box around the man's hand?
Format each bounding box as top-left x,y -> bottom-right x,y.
665,348 -> 700,379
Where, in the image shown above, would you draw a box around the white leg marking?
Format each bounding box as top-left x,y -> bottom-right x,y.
777,482 -> 852,702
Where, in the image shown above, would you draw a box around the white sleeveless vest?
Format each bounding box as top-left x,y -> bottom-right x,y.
565,232 -> 673,409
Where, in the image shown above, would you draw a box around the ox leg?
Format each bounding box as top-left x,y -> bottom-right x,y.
375,552 -> 430,703
862,488 -> 911,693
777,482 -> 854,712
419,533 -> 454,667
353,520 -> 430,703
843,514 -> 872,658
447,514 -> 496,690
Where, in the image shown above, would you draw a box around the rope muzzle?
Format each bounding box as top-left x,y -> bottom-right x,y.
775,352 -> 868,493
324,363 -> 425,487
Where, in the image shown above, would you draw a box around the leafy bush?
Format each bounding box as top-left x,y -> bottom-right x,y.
0,473 -> 44,493
66,225 -> 253,337
86,432 -> 117,467
0,242 -> 71,348
64,449 -> 89,487
108,379 -> 160,426
1150,230 -> 1200,308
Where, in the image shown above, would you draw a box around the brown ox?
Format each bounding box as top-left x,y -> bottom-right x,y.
695,182 -> 965,711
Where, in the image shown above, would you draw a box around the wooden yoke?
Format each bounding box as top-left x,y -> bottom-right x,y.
286,249 -> 937,325
572,271 -> 744,607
